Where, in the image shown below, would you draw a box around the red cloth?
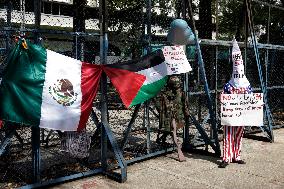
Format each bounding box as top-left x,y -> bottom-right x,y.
0,120 -> 3,129
77,63 -> 102,131
103,67 -> 146,108
222,83 -> 252,162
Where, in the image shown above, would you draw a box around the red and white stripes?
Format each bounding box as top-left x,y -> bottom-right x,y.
223,126 -> 244,162
222,84 -> 251,163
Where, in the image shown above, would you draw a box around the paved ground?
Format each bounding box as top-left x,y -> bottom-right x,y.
52,129 -> 284,189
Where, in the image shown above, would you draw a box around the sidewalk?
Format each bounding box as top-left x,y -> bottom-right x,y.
52,129 -> 284,189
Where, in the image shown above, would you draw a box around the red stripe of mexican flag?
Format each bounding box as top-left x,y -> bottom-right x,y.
78,63 -> 102,131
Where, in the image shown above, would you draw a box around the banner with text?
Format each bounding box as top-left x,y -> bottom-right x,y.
221,93 -> 264,126
162,46 -> 192,75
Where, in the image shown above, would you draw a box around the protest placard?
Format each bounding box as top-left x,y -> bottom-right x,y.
220,93 -> 264,126
162,46 -> 192,75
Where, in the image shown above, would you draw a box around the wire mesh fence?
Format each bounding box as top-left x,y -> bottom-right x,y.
0,0 -> 283,188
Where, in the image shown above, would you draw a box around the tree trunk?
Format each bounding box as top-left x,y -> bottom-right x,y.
198,0 -> 215,90
199,0 -> 212,39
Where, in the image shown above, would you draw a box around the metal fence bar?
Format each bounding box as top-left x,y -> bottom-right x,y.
19,168 -> 104,189
0,128 -> 15,156
246,0 -> 274,141
187,0 -> 221,156
31,127 -> 41,183
121,104 -> 141,151
190,39 -> 284,50
1,28 -> 100,37
145,0 -> 152,155
126,147 -> 176,164
99,0 -> 109,172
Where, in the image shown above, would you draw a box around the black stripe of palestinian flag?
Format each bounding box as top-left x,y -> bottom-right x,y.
103,50 -> 168,108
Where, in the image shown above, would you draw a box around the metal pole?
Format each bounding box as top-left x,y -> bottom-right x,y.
73,0 -> 86,60
267,6 -> 271,44
99,0 -> 108,170
145,0 -> 152,154
20,0 -> 26,30
146,0 -> 152,48
182,0 -> 187,18
34,0 -> 41,44
31,0 -> 42,183
121,104 -> 141,150
181,0 -> 190,151
265,6 -> 271,91
5,1 -> 12,53
187,0 -> 221,156
244,6 -> 248,73
75,35 -> 78,59
214,0 -> 219,139
31,127 -> 40,183
245,0 -> 274,141
99,2 -> 127,180
6,1 -> 12,26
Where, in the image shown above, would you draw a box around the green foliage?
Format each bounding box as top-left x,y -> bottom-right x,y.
105,0 -> 284,55
217,0 -> 284,43
106,0 -> 180,57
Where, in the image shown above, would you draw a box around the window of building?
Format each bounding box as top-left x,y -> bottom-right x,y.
0,2 -> 5,9
25,0 -> 34,12
43,2 -> 52,14
11,0 -> 21,11
60,4 -> 73,16
52,3 -> 60,15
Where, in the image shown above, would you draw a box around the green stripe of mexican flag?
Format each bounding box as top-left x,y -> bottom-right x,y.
0,41 -> 102,131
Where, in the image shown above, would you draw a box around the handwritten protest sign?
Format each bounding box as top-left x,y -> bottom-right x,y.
221,93 -> 264,126
162,46 -> 192,75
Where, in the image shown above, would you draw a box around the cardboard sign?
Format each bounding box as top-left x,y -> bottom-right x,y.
162,46 -> 192,75
220,93 -> 264,126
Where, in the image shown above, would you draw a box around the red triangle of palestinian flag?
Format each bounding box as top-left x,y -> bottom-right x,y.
103,50 -> 168,108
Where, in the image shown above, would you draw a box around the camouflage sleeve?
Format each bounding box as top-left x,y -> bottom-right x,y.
182,91 -> 190,116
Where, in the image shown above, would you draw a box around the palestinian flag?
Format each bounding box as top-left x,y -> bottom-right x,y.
103,50 -> 168,108
0,40 -> 102,131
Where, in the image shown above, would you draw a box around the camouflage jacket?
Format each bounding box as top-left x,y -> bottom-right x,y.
158,76 -> 188,131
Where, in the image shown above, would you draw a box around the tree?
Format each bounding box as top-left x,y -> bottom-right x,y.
199,0 -> 213,39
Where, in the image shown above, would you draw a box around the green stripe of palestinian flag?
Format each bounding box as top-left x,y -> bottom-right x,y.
104,50 -> 168,108
0,40 -> 101,131
130,63 -> 168,107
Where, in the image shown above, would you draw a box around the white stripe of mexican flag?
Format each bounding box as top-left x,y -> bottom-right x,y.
39,50 -> 102,131
39,50 -> 83,131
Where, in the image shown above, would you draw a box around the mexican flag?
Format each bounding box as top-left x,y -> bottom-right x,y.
103,50 -> 168,108
0,40 -> 102,131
